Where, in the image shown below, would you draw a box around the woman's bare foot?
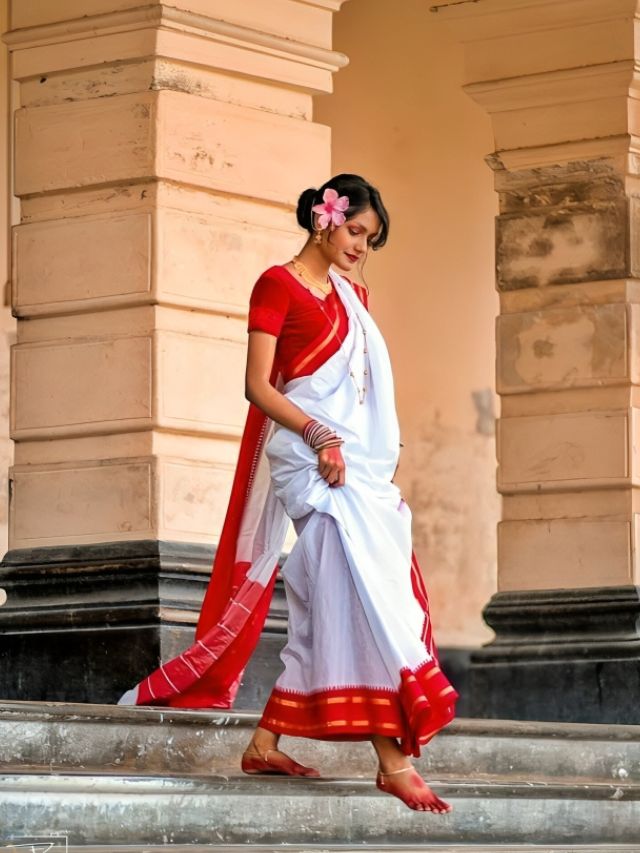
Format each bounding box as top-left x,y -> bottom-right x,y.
371,734 -> 451,814
376,764 -> 451,813
241,727 -> 320,777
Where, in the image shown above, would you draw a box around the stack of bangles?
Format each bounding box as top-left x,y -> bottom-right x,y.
302,418 -> 344,453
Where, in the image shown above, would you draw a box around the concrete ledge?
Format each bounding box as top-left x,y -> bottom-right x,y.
1,701 -> 639,783
2,772 -> 640,846
59,847 -> 640,853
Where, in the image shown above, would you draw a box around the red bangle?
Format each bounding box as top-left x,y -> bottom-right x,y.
302,418 -> 344,453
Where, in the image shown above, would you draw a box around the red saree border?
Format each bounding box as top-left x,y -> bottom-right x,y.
132,362 -> 282,709
289,298 -> 343,379
279,269 -> 367,383
287,294 -> 346,381
258,659 -> 458,758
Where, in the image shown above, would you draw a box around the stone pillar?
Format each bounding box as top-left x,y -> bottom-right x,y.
0,0 -> 15,558
0,0 -> 348,703
434,0 -> 640,722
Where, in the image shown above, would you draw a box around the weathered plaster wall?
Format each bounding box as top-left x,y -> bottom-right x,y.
315,0 -> 500,645
0,0 -> 14,557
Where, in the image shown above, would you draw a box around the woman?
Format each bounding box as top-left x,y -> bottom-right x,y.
118,174 -> 458,813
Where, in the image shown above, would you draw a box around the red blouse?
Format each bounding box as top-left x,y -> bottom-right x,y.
247,265 -> 369,383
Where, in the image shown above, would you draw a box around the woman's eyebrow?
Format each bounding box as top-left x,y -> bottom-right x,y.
351,222 -> 377,235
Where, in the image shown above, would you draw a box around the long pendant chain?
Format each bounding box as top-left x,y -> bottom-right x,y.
315,290 -> 369,405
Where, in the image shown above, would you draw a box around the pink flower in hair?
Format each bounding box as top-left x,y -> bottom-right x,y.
312,188 -> 349,229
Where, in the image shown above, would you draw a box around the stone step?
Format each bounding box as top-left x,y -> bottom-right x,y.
2,701 -> 640,848
1,771 -> 639,846
57,847 -> 640,853
9,847 -> 639,853
56,844 -> 640,853
2,700 -> 639,786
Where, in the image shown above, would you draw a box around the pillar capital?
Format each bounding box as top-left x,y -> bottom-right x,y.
433,0 -> 640,170
8,0 -> 352,45
431,0 -> 638,43
4,1 -> 348,95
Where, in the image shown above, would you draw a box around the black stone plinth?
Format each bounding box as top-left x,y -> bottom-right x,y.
437,647 -> 473,718
469,585 -> 640,723
0,540 -> 287,707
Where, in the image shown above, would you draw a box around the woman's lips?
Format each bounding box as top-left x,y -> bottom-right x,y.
345,253 -> 358,263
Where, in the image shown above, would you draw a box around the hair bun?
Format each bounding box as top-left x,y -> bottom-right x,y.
296,187 -> 317,230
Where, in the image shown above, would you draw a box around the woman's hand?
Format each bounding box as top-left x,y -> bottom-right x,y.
317,446 -> 346,488
246,333 -> 346,489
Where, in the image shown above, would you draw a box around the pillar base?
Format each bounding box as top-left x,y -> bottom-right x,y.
0,541 -> 287,706
469,586 -> 640,723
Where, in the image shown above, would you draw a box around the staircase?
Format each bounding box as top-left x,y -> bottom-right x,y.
0,700 -> 639,851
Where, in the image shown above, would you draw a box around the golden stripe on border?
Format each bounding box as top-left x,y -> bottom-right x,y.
271,694 -> 392,708
289,309 -> 341,378
262,717 -> 400,733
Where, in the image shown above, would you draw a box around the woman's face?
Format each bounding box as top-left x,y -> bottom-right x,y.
318,206 -> 382,272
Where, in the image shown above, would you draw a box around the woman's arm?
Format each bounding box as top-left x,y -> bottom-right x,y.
245,330 -> 346,488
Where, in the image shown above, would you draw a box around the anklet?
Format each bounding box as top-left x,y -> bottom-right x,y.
378,765 -> 413,777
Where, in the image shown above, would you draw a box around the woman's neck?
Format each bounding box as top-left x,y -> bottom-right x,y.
295,245 -> 330,279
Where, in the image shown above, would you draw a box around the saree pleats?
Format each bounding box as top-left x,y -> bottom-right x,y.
257,509 -> 456,757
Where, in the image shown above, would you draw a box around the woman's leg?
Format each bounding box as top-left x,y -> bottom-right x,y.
371,735 -> 451,814
241,512 -> 320,777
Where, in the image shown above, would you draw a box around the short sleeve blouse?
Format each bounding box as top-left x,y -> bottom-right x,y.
247,271 -> 291,338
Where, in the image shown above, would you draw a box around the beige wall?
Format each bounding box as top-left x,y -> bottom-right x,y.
315,0 -> 499,645
0,0 -> 14,557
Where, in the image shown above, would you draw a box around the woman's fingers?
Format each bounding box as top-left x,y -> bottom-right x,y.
330,467 -> 346,488
318,461 -> 335,479
328,463 -> 346,487
317,447 -> 346,487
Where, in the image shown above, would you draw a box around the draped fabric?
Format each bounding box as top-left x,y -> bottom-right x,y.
252,271 -> 457,755
118,268 -> 457,755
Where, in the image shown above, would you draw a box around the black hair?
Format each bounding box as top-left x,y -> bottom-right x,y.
296,173 -> 389,250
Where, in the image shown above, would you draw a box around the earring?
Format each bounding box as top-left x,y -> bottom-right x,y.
313,230 -> 322,245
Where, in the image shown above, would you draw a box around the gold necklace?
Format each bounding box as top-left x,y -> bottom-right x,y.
291,256 -> 333,296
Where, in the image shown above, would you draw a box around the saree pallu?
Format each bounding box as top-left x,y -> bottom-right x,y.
118,269 -> 457,756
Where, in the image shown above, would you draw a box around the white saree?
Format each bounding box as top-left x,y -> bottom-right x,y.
118,267 -> 457,754
255,270 -> 457,755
